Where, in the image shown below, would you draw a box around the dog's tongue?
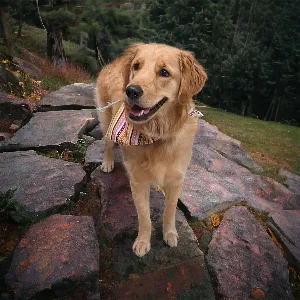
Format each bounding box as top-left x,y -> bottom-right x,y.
131,106 -> 151,116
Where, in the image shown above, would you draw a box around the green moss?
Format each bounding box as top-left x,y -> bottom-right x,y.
0,189 -> 41,224
0,189 -> 17,211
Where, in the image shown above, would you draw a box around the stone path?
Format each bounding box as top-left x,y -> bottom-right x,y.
207,206 -> 292,300
38,83 -> 95,110
1,110 -> 97,150
6,215 -> 99,300
0,83 -> 299,299
0,150 -> 85,221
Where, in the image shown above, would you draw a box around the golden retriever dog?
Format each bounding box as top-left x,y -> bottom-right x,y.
94,43 -> 207,257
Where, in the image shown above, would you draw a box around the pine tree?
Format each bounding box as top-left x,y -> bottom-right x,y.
142,0 -> 300,123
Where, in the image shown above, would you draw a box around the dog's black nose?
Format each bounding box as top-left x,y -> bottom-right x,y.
126,85 -> 143,101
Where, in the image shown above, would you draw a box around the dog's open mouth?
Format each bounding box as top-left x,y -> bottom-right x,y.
129,97 -> 168,121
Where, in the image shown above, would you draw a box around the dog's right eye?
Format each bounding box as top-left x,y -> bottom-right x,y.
159,68 -> 170,77
133,63 -> 139,71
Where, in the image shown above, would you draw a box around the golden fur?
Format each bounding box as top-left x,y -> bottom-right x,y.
95,43 -> 207,257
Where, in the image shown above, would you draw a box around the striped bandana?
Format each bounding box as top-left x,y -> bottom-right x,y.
105,103 -> 203,146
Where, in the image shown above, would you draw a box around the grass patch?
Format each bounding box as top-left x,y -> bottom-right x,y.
0,189 -> 17,212
0,189 -> 38,224
37,139 -> 92,164
199,106 -> 300,181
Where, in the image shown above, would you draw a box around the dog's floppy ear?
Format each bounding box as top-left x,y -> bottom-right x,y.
122,43 -> 143,91
178,50 -> 207,103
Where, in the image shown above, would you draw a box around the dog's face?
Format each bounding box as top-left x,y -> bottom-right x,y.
124,44 -> 182,122
122,44 -> 207,135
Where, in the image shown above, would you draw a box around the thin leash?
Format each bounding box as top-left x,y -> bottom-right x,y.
95,100 -> 121,112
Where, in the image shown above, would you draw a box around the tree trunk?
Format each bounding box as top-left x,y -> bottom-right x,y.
231,1 -> 241,53
275,96 -> 281,122
47,24 -> 65,66
241,101 -> 246,116
94,32 -> 105,69
264,100 -> 273,121
17,15 -> 23,37
17,0 -> 23,38
245,0 -> 256,46
269,98 -> 276,121
247,98 -> 252,116
264,88 -> 277,121
0,7 -> 11,49
47,28 -> 53,60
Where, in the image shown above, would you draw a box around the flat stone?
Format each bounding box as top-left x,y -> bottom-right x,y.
85,140 -> 105,164
13,57 -> 42,79
6,215 -> 99,300
91,159 -> 137,240
270,210 -> 300,269
181,166 -> 244,220
206,206 -> 293,300
279,168 -> 300,195
0,151 -> 85,219
111,208 -> 204,280
87,124 -> 103,140
82,134 -> 95,144
224,174 -> 300,212
0,92 -> 34,122
182,119 -> 299,221
39,83 -> 95,109
196,120 -> 263,172
181,165 -> 300,220
117,256 -> 215,300
2,110 -> 97,150
191,144 -> 251,176
0,66 -> 19,88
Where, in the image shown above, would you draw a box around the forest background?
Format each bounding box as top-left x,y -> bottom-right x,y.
1,0 -> 300,126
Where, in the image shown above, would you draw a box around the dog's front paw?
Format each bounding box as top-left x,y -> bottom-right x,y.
133,238 -> 151,257
100,160 -> 114,173
164,231 -> 179,247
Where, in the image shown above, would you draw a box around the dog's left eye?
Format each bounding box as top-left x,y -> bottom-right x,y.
133,63 -> 140,71
159,69 -> 170,77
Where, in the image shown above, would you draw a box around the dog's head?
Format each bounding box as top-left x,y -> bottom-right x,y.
122,43 -> 207,136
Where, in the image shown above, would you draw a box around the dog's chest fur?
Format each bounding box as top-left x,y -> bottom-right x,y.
121,119 -> 198,185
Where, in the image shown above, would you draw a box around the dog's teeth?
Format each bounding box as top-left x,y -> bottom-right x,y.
139,110 -> 144,116
143,108 -> 151,115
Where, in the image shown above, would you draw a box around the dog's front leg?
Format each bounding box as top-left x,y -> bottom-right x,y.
130,180 -> 151,257
101,139 -> 114,172
163,174 -> 184,247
